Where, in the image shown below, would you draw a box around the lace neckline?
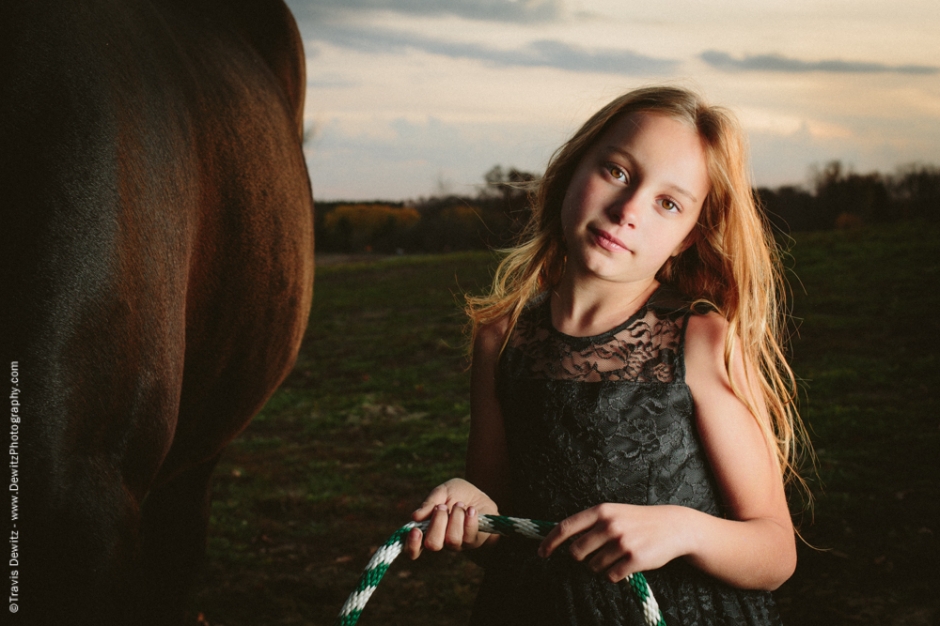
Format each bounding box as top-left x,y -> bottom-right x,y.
540,285 -> 684,347
503,285 -> 690,383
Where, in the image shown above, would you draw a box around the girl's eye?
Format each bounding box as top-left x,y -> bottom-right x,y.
604,163 -> 628,184
661,198 -> 680,213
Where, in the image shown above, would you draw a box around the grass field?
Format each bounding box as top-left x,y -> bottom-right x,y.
192,220 -> 940,625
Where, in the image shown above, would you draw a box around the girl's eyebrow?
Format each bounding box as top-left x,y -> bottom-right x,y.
667,183 -> 699,205
602,145 -> 700,204
602,145 -> 634,162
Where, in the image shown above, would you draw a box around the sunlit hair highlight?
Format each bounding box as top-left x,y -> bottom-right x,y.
466,85 -> 811,495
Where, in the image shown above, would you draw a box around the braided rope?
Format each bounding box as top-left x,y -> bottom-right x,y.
334,514 -> 665,626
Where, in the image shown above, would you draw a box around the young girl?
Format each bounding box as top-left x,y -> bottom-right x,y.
404,86 -> 807,625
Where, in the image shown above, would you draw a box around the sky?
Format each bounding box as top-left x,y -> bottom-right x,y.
284,0 -> 940,202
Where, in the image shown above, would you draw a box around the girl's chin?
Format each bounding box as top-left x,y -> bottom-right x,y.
568,254 -> 661,286
572,259 -> 634,281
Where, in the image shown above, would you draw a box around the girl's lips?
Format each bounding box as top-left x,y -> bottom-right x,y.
590,226 -> 629,252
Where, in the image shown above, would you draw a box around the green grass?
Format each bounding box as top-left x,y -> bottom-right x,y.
773,223 -> 940,625
193,252 -> 498,626
192,222 -> 940,626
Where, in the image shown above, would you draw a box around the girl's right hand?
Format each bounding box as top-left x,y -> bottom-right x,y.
404,478 -> 498,559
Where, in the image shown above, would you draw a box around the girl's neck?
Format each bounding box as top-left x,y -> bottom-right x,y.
550,274 -> 659,337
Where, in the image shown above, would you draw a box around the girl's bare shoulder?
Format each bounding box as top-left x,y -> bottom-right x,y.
684,310 -> 729,365
474,316 -> 512,355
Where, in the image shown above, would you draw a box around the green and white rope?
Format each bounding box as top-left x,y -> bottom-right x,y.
334,514 -> 665,626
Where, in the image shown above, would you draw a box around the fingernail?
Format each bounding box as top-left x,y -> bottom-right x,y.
468,507 -> 477,517
436,504 -> 447,511
456,502 -> 465,509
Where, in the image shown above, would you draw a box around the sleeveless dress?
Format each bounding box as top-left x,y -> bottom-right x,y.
470,286 -> 783,626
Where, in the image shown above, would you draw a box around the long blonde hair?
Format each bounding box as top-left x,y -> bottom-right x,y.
467,86 -> 810,491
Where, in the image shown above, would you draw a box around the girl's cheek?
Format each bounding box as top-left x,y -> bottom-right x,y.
559,198 -> 577,239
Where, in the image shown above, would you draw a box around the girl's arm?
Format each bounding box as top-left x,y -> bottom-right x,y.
539,312 -> 796,590
680,311 -> 796,588
465,318 -> 512,508
405,320 -> 511,559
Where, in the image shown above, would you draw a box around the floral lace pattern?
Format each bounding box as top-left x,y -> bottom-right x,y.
503,290 -> 685,384
471,286 -> 782,626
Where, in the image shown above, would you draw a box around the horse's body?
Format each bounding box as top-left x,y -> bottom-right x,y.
0,1 -> 314,622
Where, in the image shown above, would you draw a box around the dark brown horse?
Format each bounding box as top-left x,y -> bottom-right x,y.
0,1 -> 314,623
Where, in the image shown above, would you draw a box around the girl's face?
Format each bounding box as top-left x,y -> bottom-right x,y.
560,111 -> 710,287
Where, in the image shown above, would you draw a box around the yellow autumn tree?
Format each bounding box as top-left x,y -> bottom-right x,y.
323,204 -> 420,251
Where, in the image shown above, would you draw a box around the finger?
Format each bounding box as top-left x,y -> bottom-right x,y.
405,527 -> 424,560
412,486 -> 450,521
586,542 -> 630,575
443,503 -> 467,550
602,556 -> 636,583
422,504 -> 451,551
464,506 -> 480,546
538,511 -> 596,558
567,528 -> 615,563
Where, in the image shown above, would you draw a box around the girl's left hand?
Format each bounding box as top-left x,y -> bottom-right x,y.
538,503 -> 690,583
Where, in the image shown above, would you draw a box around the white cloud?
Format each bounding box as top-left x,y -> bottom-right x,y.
298,21 -> 676,76
701,51 -> 939,75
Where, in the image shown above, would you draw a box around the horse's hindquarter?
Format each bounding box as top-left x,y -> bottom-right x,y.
158,0 -> 315,482
0,0 -> 313,617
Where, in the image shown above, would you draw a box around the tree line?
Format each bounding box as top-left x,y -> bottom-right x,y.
760,161 -> 940,233
315,161 -> 940,254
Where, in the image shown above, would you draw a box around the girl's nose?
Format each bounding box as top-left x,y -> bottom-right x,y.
606,192 -> 639,227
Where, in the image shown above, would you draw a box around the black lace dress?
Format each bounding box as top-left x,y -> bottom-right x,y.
470,286 -> 783,626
